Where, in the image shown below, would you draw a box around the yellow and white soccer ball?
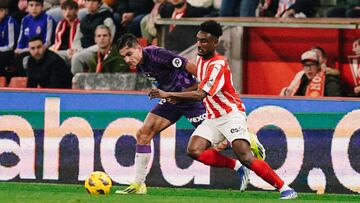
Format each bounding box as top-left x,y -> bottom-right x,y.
84,171 -> 112,195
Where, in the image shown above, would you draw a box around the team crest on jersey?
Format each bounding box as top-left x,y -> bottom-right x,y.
36,26 -> 41,34
172,58 -> 182,68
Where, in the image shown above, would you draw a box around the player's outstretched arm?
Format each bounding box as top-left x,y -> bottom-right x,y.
149,88 -> 207,102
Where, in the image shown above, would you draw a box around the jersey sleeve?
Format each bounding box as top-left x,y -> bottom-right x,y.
199,61 -> 225,96
44,15 -> 55,48
17,18 -> 27,49
153,47 -> 188,70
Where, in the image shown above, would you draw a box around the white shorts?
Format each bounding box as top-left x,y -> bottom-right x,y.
192,111 -> 250,146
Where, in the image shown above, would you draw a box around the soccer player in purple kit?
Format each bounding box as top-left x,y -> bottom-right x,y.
115,33 -> 264,194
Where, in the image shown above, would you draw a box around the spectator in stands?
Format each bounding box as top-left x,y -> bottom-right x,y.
14,0 -> 56,77
0,0 -> 20,83
9,0 -> 28,24
220,0 -> 260,17
88,25 -> 129,72
159,0 -> 205,52
280,50 -> 342,97
50,0 -> 80,66
187,0 -> 219,17
24,35 -> 72,88
46,0 -> 66,23
140,0 -> 166,45
115,0 -> 154,37
47,0 -> 88,23
15,0 -> 55,54
262,0 -> 319,18
71,0 -> 116,74
327,0 -> 360,18
311,46 -> 340,75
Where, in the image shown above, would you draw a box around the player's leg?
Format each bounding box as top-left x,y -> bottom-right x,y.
215,132 -> 266,160
116,112 -> 172,194
116,101 -> 181,194
187,119 -> 249,191
231,139 -> 297,199
220,112 -> 297,199
182,103 -> 249,191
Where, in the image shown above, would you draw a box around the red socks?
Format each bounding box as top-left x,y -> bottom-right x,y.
250,159 -> 284,190
196,149 -> 285,190
197,149 -> 236,169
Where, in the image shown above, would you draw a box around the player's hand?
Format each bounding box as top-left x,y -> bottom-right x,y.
166,98 -> 179,104
121,12 -> 134,26
148,88 -> 169,99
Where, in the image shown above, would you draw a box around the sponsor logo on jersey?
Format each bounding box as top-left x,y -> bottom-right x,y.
230,127 -> 241,133
36,26 -> 41,34
187,114 -> 206,123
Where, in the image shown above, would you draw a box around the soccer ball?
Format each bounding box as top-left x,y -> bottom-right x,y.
84,171 -> 112,195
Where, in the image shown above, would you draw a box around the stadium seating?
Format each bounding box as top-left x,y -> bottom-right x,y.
8,77 -> 27,88
318,0 -> 337,17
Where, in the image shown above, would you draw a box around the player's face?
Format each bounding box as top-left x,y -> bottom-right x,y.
196,31 -> 217,58
303,61 -> 320,80
29,40 -> 45,61
85,0 -> 100,14
27,1 -> 43,17
61,7 -> 78,22
119,45 -> 143,67
95,28 -> 111,49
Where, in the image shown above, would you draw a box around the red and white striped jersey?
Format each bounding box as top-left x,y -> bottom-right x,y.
197,53 -> 245,119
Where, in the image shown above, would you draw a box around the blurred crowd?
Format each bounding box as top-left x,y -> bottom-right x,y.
0,0 -> 359,97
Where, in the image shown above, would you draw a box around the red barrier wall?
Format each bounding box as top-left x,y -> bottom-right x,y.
243,27 -> 360,95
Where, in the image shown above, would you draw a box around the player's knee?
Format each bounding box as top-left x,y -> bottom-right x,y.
238,152 -> 255,167
187,147 -> 203,160
136,128 -> 152,145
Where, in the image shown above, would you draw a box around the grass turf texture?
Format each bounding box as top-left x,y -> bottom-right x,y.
0,182 -> 359,203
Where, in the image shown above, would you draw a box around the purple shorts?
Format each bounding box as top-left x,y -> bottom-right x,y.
150,99 -> 206,128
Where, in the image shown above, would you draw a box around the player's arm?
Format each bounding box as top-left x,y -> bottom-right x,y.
184,61 -> 197,76
149,87 -> 207,102
181,61 -> 198,92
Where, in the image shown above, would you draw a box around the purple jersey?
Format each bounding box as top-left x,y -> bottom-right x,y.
137,46 -> 196,92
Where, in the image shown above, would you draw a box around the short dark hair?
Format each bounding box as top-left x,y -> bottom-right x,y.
199,20 -> 223,38
27,0 -> 44,5
117,33 -> 139,50
28,35 -> 43,44
61,0 -> 79,10
311,46 -> 327,59
0,0 -> 9,9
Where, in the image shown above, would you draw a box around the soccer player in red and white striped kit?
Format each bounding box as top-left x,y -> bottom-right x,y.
149,20 -> 298,200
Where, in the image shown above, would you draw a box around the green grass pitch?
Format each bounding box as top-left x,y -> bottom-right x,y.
0,182 -> 359,203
